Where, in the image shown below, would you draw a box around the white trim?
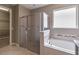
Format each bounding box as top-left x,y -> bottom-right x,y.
9,9 -> 12,46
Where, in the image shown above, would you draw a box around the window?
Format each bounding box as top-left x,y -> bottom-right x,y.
43,12 -> 48,30
53,6 -> 77,28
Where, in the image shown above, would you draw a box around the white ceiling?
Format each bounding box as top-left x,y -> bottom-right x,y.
21,4 -> 48,9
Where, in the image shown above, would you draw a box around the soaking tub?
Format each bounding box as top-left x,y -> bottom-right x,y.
44,38 -> 76,54
40,30 -> 79,55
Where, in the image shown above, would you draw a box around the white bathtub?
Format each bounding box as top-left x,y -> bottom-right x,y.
44,38 -> 75,54
40,30 -> 76,54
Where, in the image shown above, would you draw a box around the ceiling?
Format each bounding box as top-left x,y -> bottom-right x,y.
21,4 -> 48,9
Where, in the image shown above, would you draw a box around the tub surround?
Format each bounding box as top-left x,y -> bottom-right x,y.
51,34 -> 79,43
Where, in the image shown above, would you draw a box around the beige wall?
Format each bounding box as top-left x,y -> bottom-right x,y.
18,5 -> 31,17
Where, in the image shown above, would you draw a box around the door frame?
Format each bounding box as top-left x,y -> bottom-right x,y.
9,8 -> 12,46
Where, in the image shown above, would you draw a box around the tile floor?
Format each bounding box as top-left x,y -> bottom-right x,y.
0,46 -> 37,55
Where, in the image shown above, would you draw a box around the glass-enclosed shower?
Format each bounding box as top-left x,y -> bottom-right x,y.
0,6 -> 10,47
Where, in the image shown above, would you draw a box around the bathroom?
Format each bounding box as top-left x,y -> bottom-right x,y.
0,4 -> 79,55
